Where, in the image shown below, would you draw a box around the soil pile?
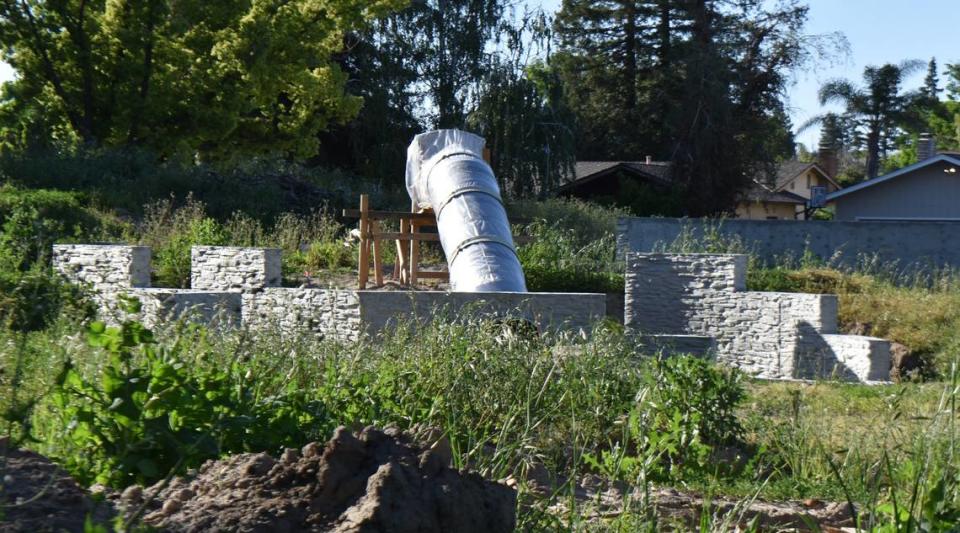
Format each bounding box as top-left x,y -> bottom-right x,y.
0,438 -> 116,532
127,426 -> 516,533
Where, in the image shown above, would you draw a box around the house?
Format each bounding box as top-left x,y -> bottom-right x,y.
735,160 -> 841,220
556,159 -> 681,215
826,151 -> 960,221
556,159 -> 672,197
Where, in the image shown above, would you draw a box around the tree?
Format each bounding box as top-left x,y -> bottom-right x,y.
468,11 -> 576,197
813,61 -> 924,179
0,0 -> 403,161
553,0 -> 823,214
921,57 -> 940,100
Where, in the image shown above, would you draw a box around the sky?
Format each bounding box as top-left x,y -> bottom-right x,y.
528,0 -> 958,150
0,1 -> 954,151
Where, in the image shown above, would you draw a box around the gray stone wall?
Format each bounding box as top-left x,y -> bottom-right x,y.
617,217 -> 960,272
625,253 -> 890,382
241,289 -> 363,342
191,246 -> 282,291
52,243 -> 606,342
127,289 -> 242,329
52,244 -> 151,292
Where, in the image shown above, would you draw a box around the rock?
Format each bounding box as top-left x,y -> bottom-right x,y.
889,342 -> 922,382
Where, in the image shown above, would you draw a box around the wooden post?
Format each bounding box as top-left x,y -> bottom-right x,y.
358,194 -> 369,289
409,202 -> 419,285
396,217 -> 408,283
372,220 -> 383,287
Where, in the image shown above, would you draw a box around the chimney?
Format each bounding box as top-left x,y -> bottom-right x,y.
645,155 -> 652,164
918,133 -> 936,161
817,139 -> 838,179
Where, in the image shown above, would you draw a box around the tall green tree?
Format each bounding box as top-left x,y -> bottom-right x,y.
814,61 -> 923,179
553,0 -> 820,214
0,0 -> 403,160
921,57 -> 941,100
468,11 -> 576,197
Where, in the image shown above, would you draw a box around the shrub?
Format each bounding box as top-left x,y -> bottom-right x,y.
139,198 -> 228,287
517,221 -> 623,293
47,309 -> 329,487
0,186 -> 120,330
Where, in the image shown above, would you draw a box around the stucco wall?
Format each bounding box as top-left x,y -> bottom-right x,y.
617,216 -> 960,271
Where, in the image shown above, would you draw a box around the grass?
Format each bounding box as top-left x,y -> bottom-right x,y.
4,309 -> 960,530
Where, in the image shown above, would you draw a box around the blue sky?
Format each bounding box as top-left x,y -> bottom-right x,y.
528,0 -> 957,150
1,1 -> 953,151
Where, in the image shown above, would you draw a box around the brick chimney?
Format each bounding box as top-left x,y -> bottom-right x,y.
817,139 -> 838,179
918,133 -> 936,161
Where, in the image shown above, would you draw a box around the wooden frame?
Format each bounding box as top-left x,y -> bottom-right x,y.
344,194 -> 529,289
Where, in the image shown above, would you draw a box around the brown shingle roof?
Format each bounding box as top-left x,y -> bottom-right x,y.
560,160 -> 673,192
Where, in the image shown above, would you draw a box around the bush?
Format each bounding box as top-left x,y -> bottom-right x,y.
0,186 -> 120,330
48,310 -> 329,487
0,268 -> 94,331
139,198 -> 227,287
517,220 -> 623,293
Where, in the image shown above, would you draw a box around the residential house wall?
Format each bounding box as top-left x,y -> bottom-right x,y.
834,160 -> 960,221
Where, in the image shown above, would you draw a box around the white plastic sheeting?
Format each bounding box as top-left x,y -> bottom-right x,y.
405,130 -> 527,292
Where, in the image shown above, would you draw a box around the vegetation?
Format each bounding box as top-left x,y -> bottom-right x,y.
0,0 -> 403,160
4,303 -> 960,529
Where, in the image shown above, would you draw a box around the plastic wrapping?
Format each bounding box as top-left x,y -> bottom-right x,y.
405,130 -> 527,292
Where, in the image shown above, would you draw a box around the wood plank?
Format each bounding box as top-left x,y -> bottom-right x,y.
343,208 -> 530,224
372,220 -> 383,286
357,194 -> 369,289
414,271 -> 449,279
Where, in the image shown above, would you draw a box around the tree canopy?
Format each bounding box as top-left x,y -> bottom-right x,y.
551,0 -> 831,214
0,0 -> 403,161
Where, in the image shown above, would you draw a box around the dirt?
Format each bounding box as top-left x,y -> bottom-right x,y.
123,425 -> 516,532
530,473 -> 856,531
0,438 -> 116,532
3,428 -> 861,532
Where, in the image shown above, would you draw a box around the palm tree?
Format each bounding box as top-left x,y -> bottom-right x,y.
801,60 -> 924,179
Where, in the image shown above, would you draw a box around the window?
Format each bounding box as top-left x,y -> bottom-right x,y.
807,175 -> 811,188
791,181 -> 795,190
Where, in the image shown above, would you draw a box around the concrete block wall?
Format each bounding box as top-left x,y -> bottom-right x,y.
616,217 -> 960,273
191,246 -> 282,291
625,253 -> 891,382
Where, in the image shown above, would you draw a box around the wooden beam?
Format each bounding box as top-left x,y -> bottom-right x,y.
357,194 -> 369,289
343,208 -> 530,224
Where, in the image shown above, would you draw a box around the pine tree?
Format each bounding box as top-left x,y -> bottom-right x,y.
922,58 -> 941,100
553,0 -> 811,214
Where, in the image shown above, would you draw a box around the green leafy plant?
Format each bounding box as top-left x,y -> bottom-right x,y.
49,299 -> 328,487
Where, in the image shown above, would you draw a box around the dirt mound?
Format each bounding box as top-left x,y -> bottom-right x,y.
0,438 -> 116,532
126,426 -> 516,533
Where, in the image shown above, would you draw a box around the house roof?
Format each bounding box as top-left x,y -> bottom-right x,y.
825,154 -> 960,202
768,160 -> 840,191
557,160 -> 672,193
741,189 -> 808,205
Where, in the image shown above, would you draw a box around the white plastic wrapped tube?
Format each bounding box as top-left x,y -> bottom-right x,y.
405,130 -> 527,292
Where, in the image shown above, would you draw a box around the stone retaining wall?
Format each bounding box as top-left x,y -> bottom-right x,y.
191,246 -> 282,291
52,244 -> 604,340
625,253 -> 890,382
